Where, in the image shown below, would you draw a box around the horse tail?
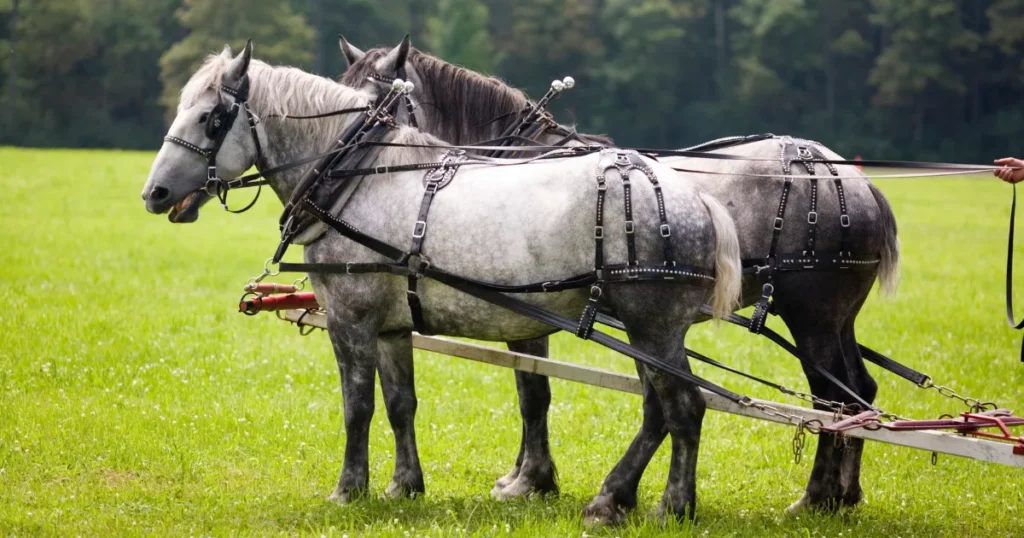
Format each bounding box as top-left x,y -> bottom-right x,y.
868,182 -> 901,296
699,191 -> 742,319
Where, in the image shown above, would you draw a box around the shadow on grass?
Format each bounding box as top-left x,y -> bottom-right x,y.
247,492 -> 956,537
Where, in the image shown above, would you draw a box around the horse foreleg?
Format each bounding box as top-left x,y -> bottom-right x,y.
493,337 -> 557,499
377,332 -> 425,498
326,315 -> 379,504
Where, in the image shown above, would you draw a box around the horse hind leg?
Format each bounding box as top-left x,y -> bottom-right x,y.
582,373 -> 667,525
837,316 -> 877,508
492,337 -> 558,499
584,283 -> 707,524
377,332 -> 425,498
772,274 -> 875,513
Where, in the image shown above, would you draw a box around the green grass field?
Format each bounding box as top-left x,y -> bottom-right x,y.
2,147 -> 1023,537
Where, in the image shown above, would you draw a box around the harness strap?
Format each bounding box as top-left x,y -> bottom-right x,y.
576,284 -> 603,339
594,164 -> 608,271
619,155 -> 638,268
805,177 -> 819,255
405,150 -> 466,334
834,177 -> 852,254
1006,184 -> 1024,361
283,203 -> 736,403
595,309 -> 875,411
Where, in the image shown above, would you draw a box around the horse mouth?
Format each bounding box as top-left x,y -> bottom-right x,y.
168,190 -> 209,223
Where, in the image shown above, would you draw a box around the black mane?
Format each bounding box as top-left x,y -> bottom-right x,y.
341,47 -> 613,146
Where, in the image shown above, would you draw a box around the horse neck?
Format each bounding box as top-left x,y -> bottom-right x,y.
246,64 -> 370,202
411,65 -> 527,145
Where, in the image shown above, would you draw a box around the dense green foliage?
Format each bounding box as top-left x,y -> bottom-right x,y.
2,0 -> 1024,161
3,148 -> 1024,535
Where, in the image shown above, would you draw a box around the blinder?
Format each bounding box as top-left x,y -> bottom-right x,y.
163,76 -> 267,213
204,102 -> 232,139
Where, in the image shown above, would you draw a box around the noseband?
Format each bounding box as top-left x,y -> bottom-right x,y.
163,77 -> 268,213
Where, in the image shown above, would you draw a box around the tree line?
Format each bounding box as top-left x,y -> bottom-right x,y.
2,0 -> 1023,163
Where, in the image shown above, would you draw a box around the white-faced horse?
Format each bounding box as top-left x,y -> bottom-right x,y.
141,42 -> 741,521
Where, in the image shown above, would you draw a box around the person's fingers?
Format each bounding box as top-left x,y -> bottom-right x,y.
996,157 -> 1014,165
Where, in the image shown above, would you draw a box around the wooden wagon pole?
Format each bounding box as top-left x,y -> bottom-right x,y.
282,309 -> 1024,469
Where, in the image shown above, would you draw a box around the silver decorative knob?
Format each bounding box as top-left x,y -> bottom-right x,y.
392,78 -> 405,91
562,76 -> 575,89
403,81 -> 415,94
551,79 -> 566,92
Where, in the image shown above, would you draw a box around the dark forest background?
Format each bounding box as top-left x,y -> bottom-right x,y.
2,0 -> 1024,162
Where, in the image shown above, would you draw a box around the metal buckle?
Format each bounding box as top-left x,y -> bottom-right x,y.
797,146 -> 813,159
773,217 -> 784,230
840,214 -> 851,227
412,220 -> 427,238
807,211 -> 818,225
208,166 -> 218,181
624,220 -> 635,234
541,281 -> 555,292
345,262 -> 354,274
425,180 -> 440,194
660,224 -> 671,237
594,226 -> 604,239
589,285 -> 603,299
761,282 -> 775,298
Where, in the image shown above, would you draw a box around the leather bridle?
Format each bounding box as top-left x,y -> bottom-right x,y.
164,77 -> 269,213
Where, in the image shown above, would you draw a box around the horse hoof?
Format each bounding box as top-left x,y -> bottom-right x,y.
385,480 -> 423,500
327,490 -> 353,505
785,494 -> 812,515
786,493 -> 848,515
493,467 -> 521,491
582,496 -> 627,527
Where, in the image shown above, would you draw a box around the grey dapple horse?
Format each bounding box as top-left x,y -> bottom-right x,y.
140,43 -> 742,520
340,37 -> 901,520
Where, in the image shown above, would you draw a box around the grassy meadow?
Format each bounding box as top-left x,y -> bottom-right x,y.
1,147 -> 1022,536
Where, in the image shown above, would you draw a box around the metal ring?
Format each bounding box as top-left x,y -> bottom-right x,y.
263,258 -> 281,277
917,375 -> 934,389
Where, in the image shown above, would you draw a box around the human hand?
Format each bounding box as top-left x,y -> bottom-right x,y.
995,157 -> 1024,183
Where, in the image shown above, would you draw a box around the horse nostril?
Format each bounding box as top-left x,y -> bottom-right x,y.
150,186 -> 170,202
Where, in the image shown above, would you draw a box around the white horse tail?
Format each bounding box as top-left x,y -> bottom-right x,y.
868,182 -> 901,295
699,191 -> 742,319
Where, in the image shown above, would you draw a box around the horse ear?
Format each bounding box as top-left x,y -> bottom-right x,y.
227,39 -> 253,80
338,35 -> 365,66
220,44 -> 233,59
381,34 -> 411,72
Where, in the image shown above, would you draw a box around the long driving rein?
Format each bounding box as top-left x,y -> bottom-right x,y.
181,69 -> 1018,424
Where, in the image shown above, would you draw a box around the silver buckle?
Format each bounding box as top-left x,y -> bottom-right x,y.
807,211 -> 818,224
773,217 -> 784,230
660,224 -> 671,237
594,225 -> 604,239
624,220 -> 635,234
412,220 -> 427,238
840,214 -> 851,228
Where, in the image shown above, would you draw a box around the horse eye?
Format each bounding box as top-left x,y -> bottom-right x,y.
198,112 -> 210,123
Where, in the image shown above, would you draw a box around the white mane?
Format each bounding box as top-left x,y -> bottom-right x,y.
178,55 -> 375,147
